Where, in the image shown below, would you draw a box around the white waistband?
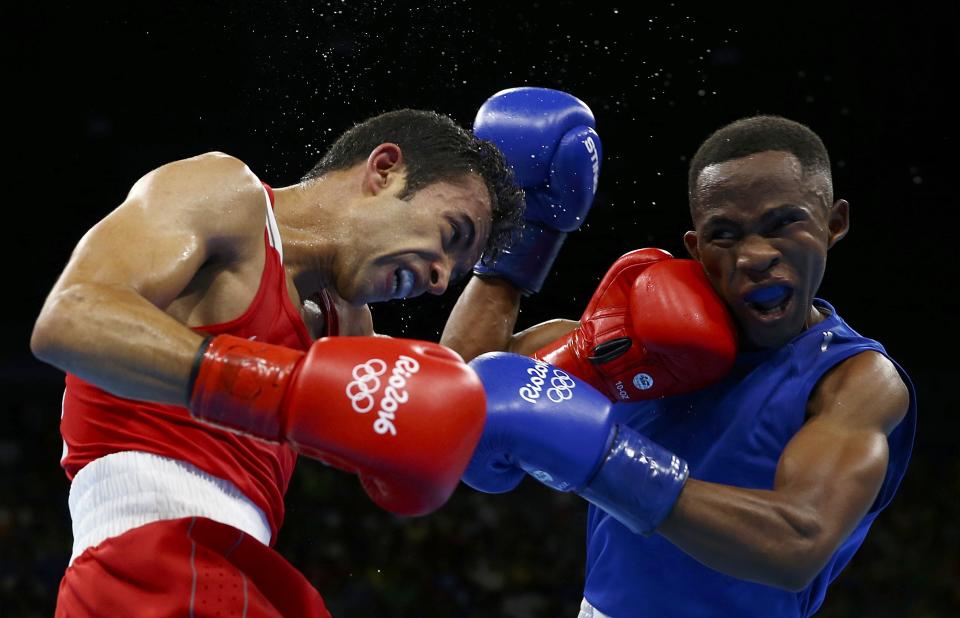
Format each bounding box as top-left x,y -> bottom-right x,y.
68,451 -> 271,565
578,597 -> 614,618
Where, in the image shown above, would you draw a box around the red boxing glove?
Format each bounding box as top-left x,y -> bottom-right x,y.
535,248 -> 737,401
189,335 -> 486,516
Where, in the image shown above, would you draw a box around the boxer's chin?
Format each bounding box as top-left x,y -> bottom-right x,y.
739,297 -> 807,350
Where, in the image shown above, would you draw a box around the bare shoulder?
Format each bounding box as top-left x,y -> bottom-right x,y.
133,151 -> 257,192
126,152 -> 267,238
807,350 -> 910,434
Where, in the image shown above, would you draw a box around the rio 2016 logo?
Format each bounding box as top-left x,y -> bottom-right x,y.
345,355 -> 421,436
519,359 -> 576,404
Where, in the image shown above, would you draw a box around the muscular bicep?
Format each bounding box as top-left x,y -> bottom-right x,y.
773,351 -> 909,552
55,197 -> 206,309
30,153 -> 267,404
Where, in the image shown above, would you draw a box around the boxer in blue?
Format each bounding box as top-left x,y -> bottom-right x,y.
443,114 -> 916,617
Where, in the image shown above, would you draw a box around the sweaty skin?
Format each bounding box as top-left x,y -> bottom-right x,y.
442,149 -> 910,590
685,150 -> 842,351
32,147 -> 491,406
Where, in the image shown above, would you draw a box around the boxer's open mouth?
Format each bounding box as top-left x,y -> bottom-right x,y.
743,284 -> 793,318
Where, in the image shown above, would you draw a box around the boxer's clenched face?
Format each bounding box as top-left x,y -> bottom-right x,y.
683,150 -> 849,350
341,173 -> 492,304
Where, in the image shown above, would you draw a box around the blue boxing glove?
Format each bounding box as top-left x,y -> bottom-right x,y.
473,87 -> 602,294
464,352 -> 617,494
465,352 -> 689,535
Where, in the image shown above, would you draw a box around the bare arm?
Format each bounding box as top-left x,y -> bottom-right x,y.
441,276 -> 578,361
30,152 -> 265,406
441,277 -> 521,360
657,351 -> 910,590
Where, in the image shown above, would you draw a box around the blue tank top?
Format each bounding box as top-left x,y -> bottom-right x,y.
583,299 -> 917,617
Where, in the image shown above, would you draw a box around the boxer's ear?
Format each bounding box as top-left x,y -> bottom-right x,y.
364,143 -> 404,195
683,230 -> 701,260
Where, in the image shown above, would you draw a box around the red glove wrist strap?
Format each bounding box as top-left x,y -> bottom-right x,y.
188,334 -> 305,441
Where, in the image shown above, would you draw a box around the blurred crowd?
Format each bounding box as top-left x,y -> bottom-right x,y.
3,374 -> 957,617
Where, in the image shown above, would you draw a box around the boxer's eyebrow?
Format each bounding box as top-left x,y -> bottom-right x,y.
761,203 -> 810,222
700,213 -> 739,230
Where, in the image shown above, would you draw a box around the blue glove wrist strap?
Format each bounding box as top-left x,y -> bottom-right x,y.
579,424 -> 689,535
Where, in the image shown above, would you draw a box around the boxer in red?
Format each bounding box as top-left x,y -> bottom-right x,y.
31,108 -> 524,616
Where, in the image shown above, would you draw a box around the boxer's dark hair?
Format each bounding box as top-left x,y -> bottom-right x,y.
688,115 -> 833,209
304,109 -> 524,261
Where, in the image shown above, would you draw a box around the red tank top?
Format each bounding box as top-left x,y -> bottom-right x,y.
60,183 -> 338,541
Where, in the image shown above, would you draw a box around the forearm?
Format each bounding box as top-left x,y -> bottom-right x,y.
509,319 -> 579,356
656,403 -> 897,590
580,423 -> 829,590
658,479 -> 825,590
31,282 -> 204,405
441,276 -> 521,361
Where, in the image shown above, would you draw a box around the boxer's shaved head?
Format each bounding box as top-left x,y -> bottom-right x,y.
688,115 -> 833,213
304,109 -> 524,261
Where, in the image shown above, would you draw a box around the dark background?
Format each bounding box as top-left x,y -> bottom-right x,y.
2,1 -> 957,616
